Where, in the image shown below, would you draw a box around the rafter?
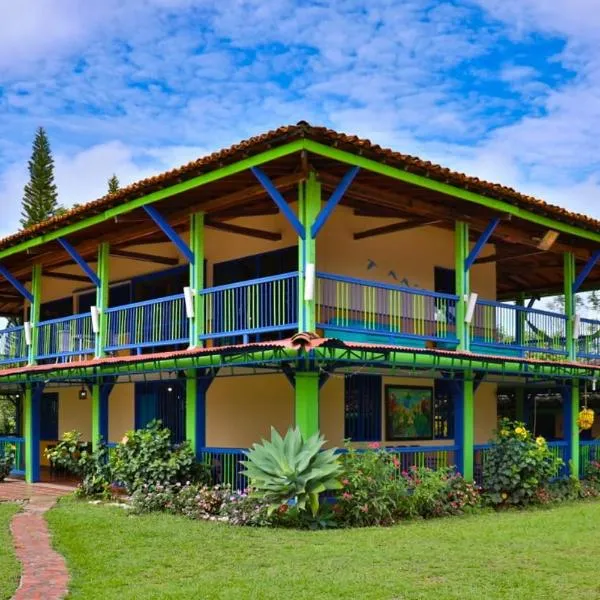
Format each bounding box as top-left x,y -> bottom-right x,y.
44,271 -> 91,283
109,249 -> 179,266
205,220 -> 282,241
475,249 -> 546,265
353,219 -> 442,240
321,173 -> 591,261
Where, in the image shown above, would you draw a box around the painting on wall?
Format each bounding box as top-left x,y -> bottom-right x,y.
385,385 -> 433,440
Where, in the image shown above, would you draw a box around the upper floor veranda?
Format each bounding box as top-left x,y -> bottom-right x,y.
0,122 -> 599,374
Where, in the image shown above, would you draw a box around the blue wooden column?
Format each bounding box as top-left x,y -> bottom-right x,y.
185,369 -> 216,458
24,382 -> 44,483
92,378 -> 115,450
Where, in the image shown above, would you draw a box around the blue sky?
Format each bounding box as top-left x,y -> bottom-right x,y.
1,0 -> 599,237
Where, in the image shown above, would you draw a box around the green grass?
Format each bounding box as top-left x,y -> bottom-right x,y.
48,498 -> 600,600
0,503 -> 20,600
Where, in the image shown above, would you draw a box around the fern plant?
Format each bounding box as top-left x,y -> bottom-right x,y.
241,427 -> 342,516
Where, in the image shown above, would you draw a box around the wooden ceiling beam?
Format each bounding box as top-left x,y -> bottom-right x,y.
320,173 -> 591,261
353,219 -> 443,240
197,172 -> 304,214
205,220 -> 282,241
44,271 -> 91,283
110,249 -> 179,266
475,250 -> 546,265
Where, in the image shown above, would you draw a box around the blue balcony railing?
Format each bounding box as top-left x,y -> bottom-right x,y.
4,270 -> 597,363
36,314 -> 94,361
200,447 -> 247,490
471,299 -> 568,357
200,272 -> 298,343
578,318 -> 600,360
105,293 -> 189,352
316,272 -> 459,345
0,325 -> 27,366
0,436 -> 25,475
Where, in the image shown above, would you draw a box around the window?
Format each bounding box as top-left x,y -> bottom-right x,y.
133,265 -> 189,302
433,380 -> 454,439
344,374 -> 381,442
40,393 -> 59,440
135,380 -> 185,443
77,282 -> 132,314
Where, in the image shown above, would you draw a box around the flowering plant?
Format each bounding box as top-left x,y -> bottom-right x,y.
577,408 -> 595,431
483,419 -> 561,507
0,444 -> 15,482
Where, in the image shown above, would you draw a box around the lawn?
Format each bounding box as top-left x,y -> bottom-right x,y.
48,498 -> 600,600
0,503 -> 19,600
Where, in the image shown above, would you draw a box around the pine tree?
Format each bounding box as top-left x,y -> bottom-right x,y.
20,127 -> 59,228
107,174 -> 120,194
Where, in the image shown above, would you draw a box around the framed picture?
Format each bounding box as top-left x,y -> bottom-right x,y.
385,385 -> 433,440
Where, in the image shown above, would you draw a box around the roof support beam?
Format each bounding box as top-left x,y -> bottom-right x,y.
464,217 -> 501,271
109,249 -> 179,266
311,166 -> 359,238
204,220 -> 282,241
57,238 -> 100,287
354,219 -> 442,240
475,249 -> 545,265
251,167 -> 305,239
573,250 -> 600,293
44,271 -> 91,283
143,205 -> 194,264
0,264 -> 33,303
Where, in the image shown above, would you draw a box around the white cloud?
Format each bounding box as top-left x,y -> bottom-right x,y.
1,0 -> 600,239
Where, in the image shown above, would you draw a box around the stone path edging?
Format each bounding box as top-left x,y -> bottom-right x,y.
1,480 -> 73,600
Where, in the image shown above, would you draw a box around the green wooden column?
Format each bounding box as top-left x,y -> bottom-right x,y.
454,222 -> 470,352
189,213 -> 205,347
24,383 -> 41,483
298,173 -> 321,332
564,251 -> 576,361
95,242 -> 110,358
92,243 -> 110,450
564,380 -> 580,476
461,373 -> 475,481
186,370 -> 199,454
27,263 -> 42,365
295,371 -> 319,439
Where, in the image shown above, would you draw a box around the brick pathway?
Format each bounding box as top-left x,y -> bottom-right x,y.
1,479 -> 74,600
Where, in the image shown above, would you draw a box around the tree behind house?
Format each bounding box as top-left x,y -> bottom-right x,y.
20,127 -> 60,228
108,174 -> 120,194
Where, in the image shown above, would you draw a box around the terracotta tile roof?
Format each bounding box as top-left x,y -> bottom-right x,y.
2,121 -> 599,252
0,335 -> 597,380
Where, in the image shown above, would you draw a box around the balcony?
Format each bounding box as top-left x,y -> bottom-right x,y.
0,272 -> 598,366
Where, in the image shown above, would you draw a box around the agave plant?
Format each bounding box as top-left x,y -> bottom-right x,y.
241,427 -> 342,516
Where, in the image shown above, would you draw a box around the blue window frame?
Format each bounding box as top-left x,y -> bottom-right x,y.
344,374 -> 382,442
40,393 -> 59,440
433,380 -> 455,439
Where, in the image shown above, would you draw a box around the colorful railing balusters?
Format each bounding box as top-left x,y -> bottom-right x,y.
578,318 -> 600,360
473,444 -> 491,486
316,273 -> 459,343
105,294 -> 189,351
200,447 -> 247,491
0,325 -> 27,365
200,272 -> 298,342
36,314 -> 94,360
579,440 -> 600,478
0,436 -> 25,474
472,299 -> 568,356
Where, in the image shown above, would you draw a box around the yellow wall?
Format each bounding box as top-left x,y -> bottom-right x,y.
36,203 -> 497,309
45,373 -> 498,451
319,374 -> 497,447
206,374 -> 294,447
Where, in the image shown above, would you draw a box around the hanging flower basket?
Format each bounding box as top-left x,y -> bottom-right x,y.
577,408 -> 595,431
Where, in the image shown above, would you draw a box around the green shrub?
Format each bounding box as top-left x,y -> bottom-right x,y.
46,431 -> 112,498
110,420 -> 209,494
335,444 -> 409,526
0,445 -> 14,482
241,427 -> 342,516
483,419 -> 561,507
45,430 -> 86,475
403,467 -> 480,518
584,459 -> 600,484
